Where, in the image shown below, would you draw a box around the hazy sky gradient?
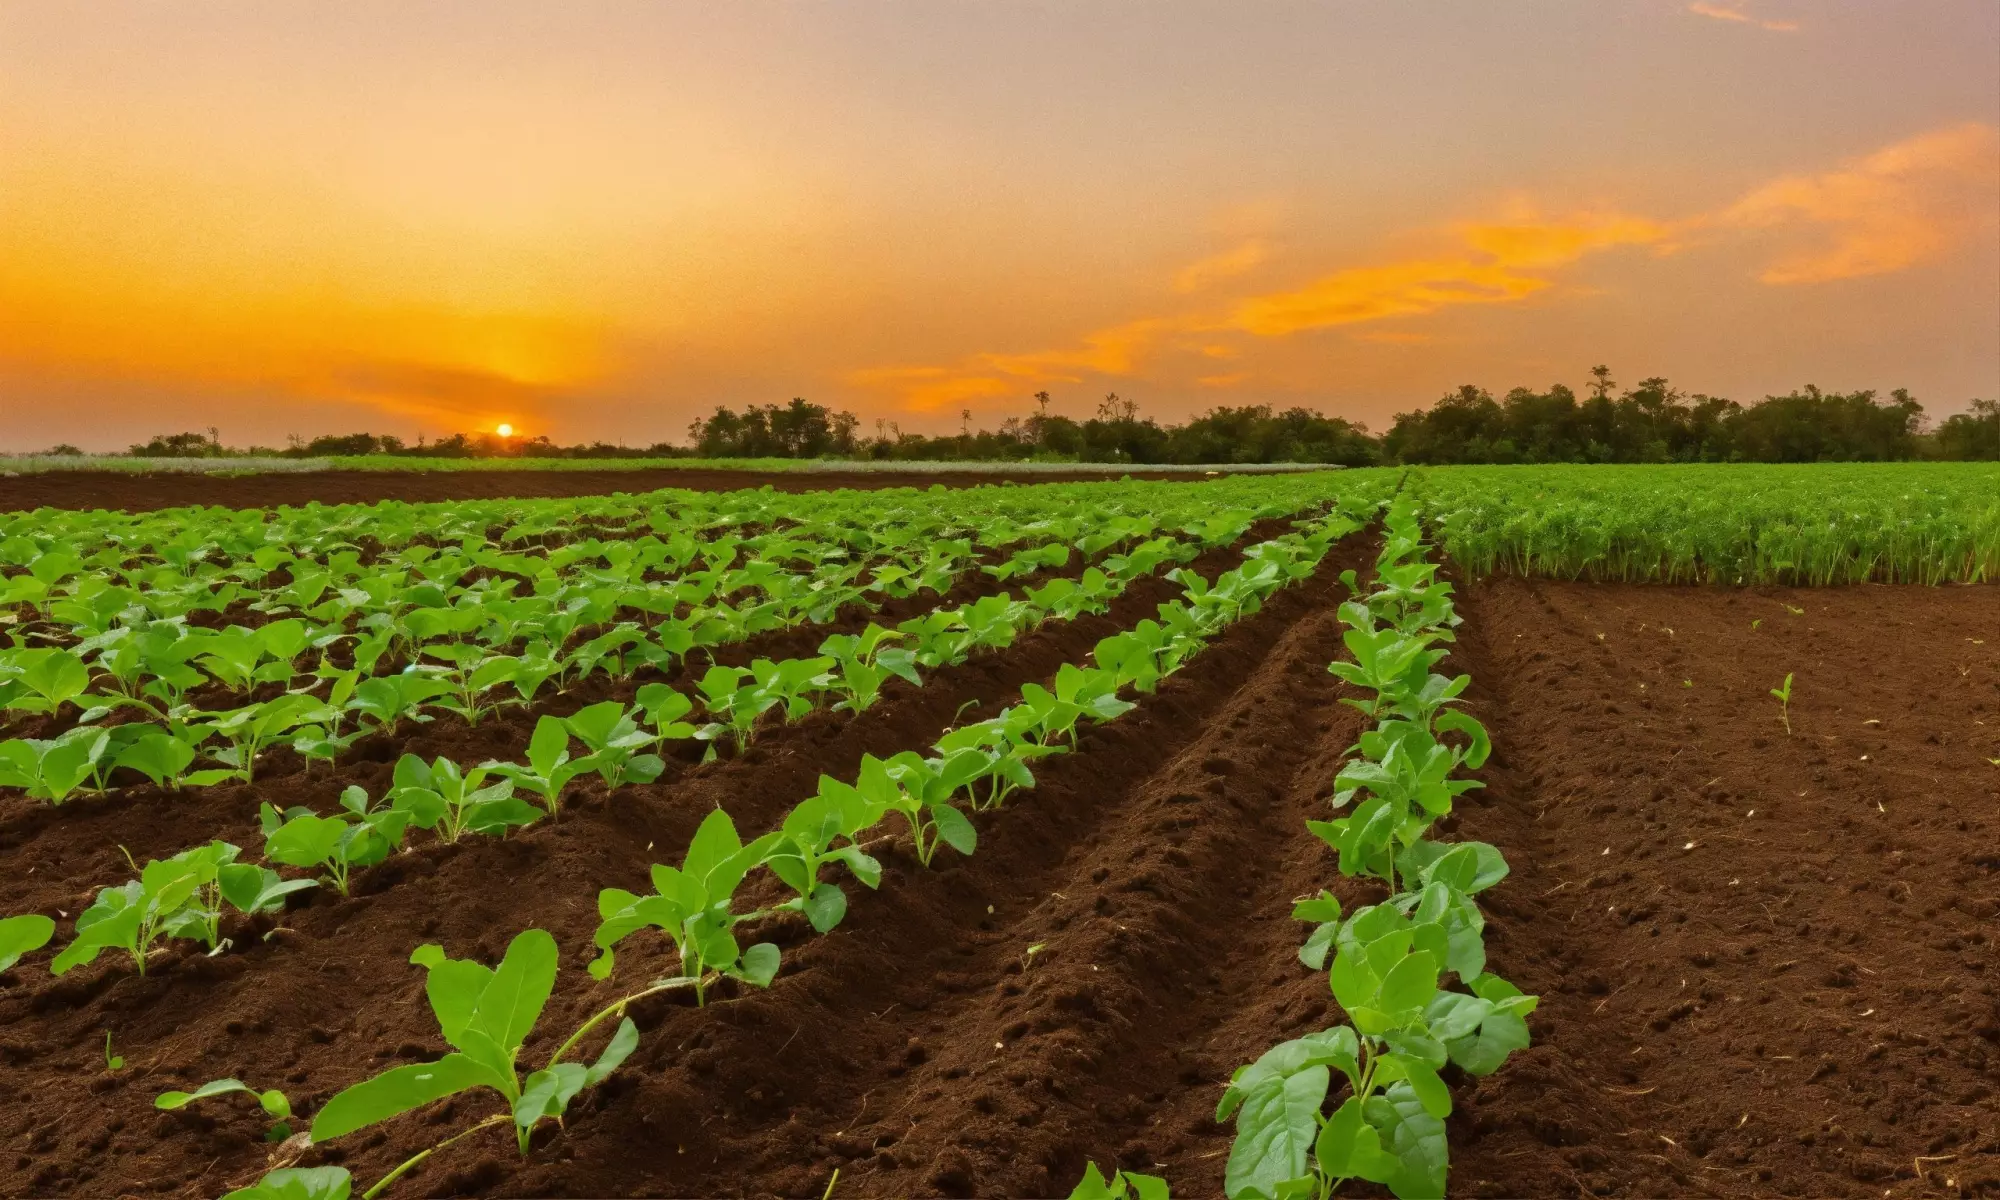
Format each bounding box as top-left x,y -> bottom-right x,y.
3,1 -> 1996,449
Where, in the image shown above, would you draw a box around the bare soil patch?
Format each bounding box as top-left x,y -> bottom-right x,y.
0,468 -> 1254,514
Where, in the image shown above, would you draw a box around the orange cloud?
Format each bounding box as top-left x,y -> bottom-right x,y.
1173,241 -> 1268,293
1720,122 -> 2000,283
846,124 -> 1992,413
1687,2 -> 1799,32
845,320 -> 1170,412
1226,211 -> 1672,336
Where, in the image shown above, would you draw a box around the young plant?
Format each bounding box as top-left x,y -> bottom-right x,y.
1069,1163 -> 1171,1200
933,719 -> 1055,810
746,655 -> 835,722
115,729 -> 236,790
260,786 -> 411,896
155,1078 -> 295,1141
51,842 -> 314,976
0,647 -> 91,716
483,717 -> 597,817
762,774 -> 887,933
588,809 -> 782,1005
197,694 -> 342,783
310,930 -> 639,1182
1771,671 -> 1794,734
563,701 -> 665,787
0,727 -> 112,804
692,666 -> 777,754
0,912 -> 56,971
632,683 -> 698,752
878,750 -> 982,867
220,1167 -> 353,1200
818,627 -> 922,714
387,754 -> 542,843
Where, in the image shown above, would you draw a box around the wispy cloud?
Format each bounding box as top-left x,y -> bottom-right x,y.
846,124 -> 1995,411
1720,122 -> 2000,283
1688,2 -> 1799,32
1173,240 -> 1268,293
1224,211 -> 1673,336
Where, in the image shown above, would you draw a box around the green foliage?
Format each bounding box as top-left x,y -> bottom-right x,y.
260,785 -> 410,896
0,913 -> 56,972
155,1077 -> 294,1141
220,1167 -> 352,1200
312,930 -> 636,1160
1069,1162 -> 1171,1200
52,841 -> 315,976
588,810 -> 782,1004
387,755 -> 541,843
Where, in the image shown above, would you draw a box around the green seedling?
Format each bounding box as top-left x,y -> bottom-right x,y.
818,627 -> 922,714
563,701 -> 665,787
589,809 -> 783,1005
261,786 -> 411,895
1771,672 -> 1794,734
196,694 -> 342,783
763,774 -> 887,933
311,930 -> 638,1192
220,1167 -> 353,1200
0,727 -> 112,803
156,1077 -> 294,1141
104,1032 -> 125,1071
632,683 -> 698,751
692,665 -> 777,754
1069,1162 -> 1171,1199
484,717 -> 598,817
0,912 -> 56,972
388,754 -> 541,843
876,751 -> 981,866
53,841 -> 314,975
0,647 -> 91,715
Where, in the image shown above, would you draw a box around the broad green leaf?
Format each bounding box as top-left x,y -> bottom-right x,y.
310,1053 -> 497,1143
474,928 -> 559,1054
0,913 -> 55,972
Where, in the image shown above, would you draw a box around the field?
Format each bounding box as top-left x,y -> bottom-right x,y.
1,464 -> 1995,1200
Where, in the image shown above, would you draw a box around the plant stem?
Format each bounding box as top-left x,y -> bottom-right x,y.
362,1113 -> 509,1200
545,977 -> 695,1071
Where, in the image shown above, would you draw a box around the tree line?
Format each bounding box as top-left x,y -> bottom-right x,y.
86,369 -> 2000,463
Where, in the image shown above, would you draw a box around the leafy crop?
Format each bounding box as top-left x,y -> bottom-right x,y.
260,786 -> 411,895
588,810 -> 782,1004
311,930 -> 638,1179
0,912 -> 55,971
156,1077 -> 295,1141
52,841 -> 315,976
387,755 -> 541,843
1222,489 -> 1533,1200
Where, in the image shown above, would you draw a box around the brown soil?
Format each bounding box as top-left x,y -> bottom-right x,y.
2,555 -> 1996,1199
0,468 -> 1263,514
1442,578 -> 2000,1199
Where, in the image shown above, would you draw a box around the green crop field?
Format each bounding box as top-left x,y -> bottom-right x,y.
1,465 -> 1993,1200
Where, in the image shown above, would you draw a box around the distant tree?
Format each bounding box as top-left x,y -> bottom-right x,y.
1931,398 -> 2000,460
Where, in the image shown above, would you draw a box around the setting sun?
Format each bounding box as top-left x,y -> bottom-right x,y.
496,423 -> 513,438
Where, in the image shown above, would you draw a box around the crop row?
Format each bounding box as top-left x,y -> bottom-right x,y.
1207,491 -> 1535,1200
0,508 -> 1375,1200
1,482 -> 1365,806
1412,461 -> 2000,585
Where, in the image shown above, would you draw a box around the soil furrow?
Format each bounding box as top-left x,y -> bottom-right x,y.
471,535 -> 1377,1200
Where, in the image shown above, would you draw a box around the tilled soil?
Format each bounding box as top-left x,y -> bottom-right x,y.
1441,578 -> 2000,1199
0,468 -> 1265,514
3,559 -> 1997,1199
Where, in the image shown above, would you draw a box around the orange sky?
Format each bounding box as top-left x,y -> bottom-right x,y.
2,2 -> 1996,449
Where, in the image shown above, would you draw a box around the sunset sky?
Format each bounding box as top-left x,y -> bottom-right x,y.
3,1 -> 1996,450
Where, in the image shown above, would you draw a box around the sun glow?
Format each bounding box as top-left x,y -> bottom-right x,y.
496,423 -> 514,438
